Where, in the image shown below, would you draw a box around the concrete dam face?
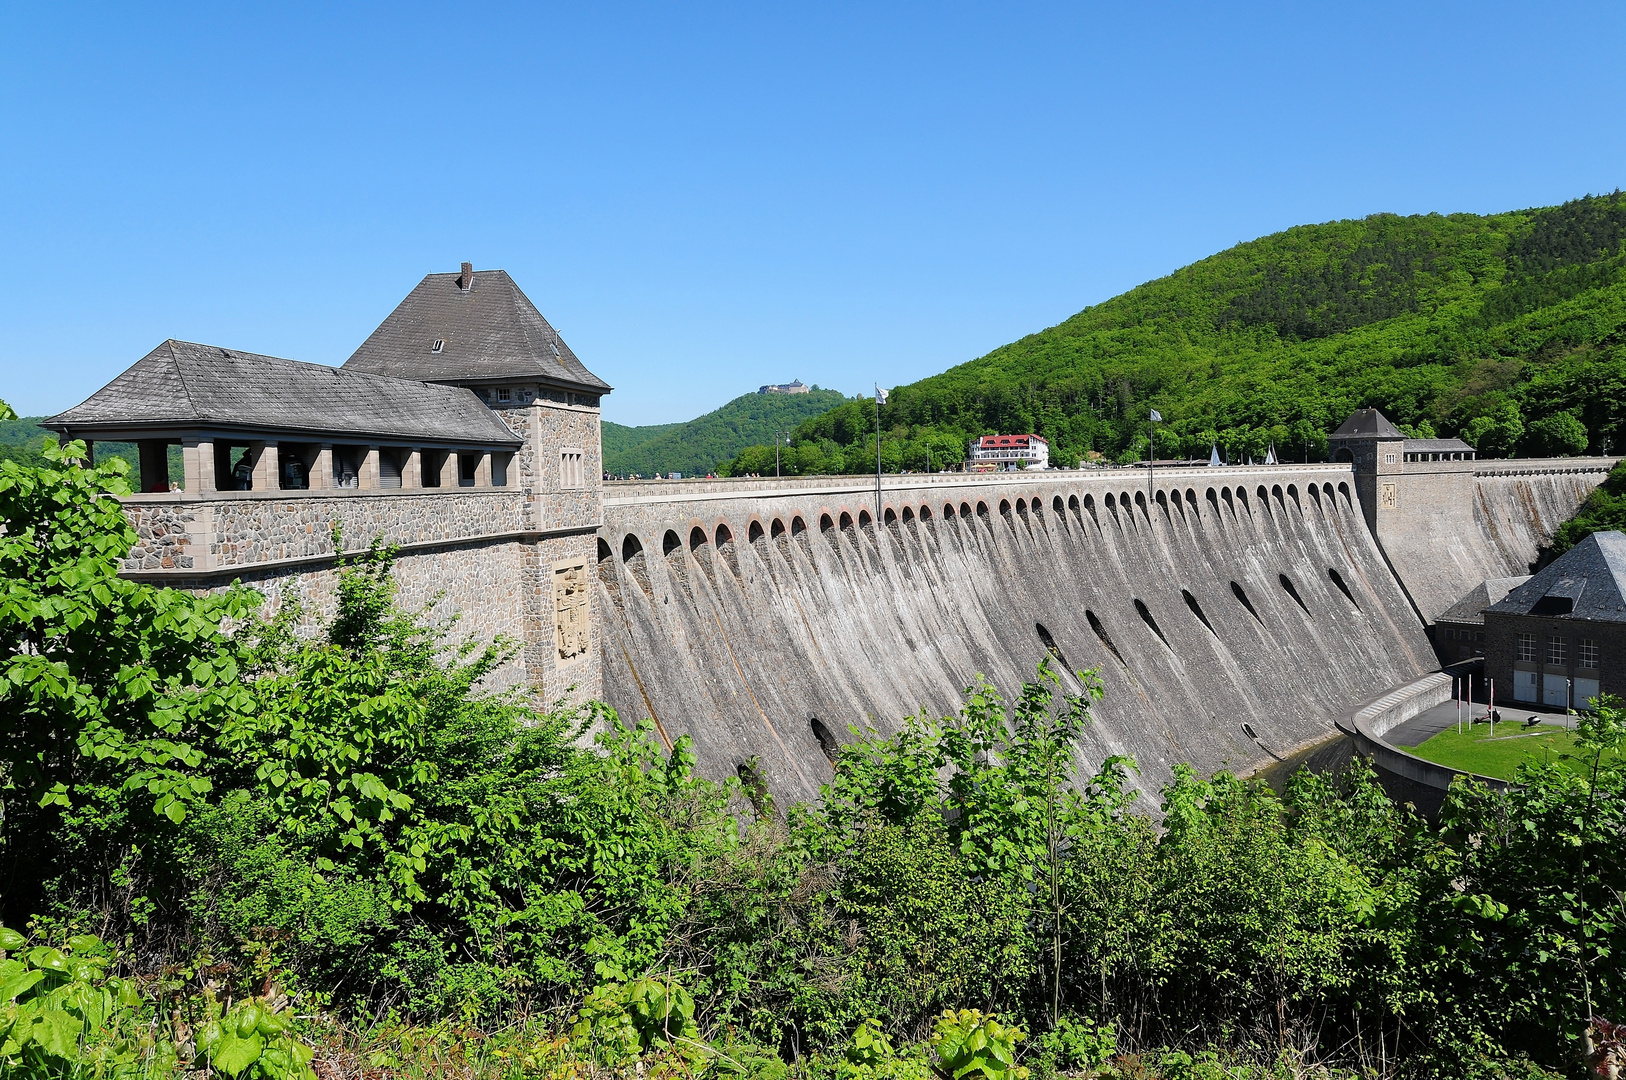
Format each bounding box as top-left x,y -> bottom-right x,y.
596,465 -> 1441,806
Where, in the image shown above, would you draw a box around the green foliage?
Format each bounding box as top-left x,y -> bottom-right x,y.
605,388 -> 848,478
727,193 -> 1626,474
1552,458 -> 1626,555
0,439 -> 257,919
194,996 -> 315,1079
1033,1015 -> 1115,1074
0,927 -> 314,1079
929,1010 -> 1027,1080
602,418 -> 683,461
182,547 -> 743,1015
570,977 -> 699,1060
1523,410 -> 1589,457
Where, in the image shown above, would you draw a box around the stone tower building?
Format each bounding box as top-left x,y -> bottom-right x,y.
46,263 -> 611,704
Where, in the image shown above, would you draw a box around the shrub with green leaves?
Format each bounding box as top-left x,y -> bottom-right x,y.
0,439 -> 258,922
930,1010 -> 1027,1080
0,927 -> 313,1079
570,977 -> 699,1061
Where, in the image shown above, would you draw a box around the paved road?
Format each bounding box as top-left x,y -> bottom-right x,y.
1388,699 -> 1577,749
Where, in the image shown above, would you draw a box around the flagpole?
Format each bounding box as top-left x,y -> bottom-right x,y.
1147,408 -> 1161,510
874,385 -> 887,525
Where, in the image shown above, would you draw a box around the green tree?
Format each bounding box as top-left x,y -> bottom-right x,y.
0,437 -> 257,922
1462,400 -> 1526,458
1523,410 -> 1589,456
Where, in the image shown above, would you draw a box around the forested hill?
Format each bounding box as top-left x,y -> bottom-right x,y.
604,387 -> 848,477
728,192 -> 1626,475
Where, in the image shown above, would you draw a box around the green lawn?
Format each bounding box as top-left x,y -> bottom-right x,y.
1405,723 -> 1618,782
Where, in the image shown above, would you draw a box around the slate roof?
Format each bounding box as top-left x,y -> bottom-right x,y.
1404,438 -> 1476,454
45,340 -> 521,447
344,269 -> 612,393
1438,576 -> 1531,625
1485,531 -> 1626,623
1330,408 -> 1406,440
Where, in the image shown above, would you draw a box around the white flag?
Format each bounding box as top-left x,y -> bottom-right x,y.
875,384 -> 890,405
1149,408 -> 1162,422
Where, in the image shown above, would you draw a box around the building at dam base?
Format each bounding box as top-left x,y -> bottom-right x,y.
51,274 -> 1621,806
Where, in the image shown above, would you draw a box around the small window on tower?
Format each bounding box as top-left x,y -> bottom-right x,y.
431,339 -> 445,354
560,449 -> 585,489
497,387 -> 512,402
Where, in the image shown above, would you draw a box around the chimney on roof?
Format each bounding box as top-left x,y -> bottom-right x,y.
457,262 -> 474,291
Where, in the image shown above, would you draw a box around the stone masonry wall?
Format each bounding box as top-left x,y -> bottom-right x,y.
209,539 -> 535,693
495,401 -> 603,533
121,490 -> 532,572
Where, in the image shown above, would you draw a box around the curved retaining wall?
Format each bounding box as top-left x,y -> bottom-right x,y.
1337,672 -> 1512,818
598,466 -> 1437,806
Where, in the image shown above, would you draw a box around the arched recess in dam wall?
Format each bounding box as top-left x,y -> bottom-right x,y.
596,467 -> 1437,807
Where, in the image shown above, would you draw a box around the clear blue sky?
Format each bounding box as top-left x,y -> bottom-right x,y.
4,3 -> 1625,425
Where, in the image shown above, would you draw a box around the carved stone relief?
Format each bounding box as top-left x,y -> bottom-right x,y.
553,560 -> 590,662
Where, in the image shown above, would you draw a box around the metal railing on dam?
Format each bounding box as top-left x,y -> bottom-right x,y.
596,464 -> 1438,807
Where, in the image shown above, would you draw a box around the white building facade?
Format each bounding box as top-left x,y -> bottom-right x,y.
968,434 -> 1049,471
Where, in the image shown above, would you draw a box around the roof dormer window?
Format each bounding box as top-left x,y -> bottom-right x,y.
431,339 -> 445,354
497,387 -> 512,402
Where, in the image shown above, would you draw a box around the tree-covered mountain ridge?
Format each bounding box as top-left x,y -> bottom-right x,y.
726,191 -> 1626,475
605,387 -> 847,478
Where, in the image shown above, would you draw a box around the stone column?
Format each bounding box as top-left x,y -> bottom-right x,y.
250,442 -> 277,492
474,450 -> 492,488
311,445 -> 332,490
401,449 -> 422,490
440,450 -> 460,488
360,446 -> 380,490
182,437 -> 216,494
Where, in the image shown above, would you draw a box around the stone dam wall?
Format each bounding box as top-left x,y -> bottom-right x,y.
597,466 -> 1439,806
1379,457 -> 1617,623
108,453 -> 1614,807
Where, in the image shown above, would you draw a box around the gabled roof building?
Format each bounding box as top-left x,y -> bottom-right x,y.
44,263 -> 604,498
1484,530 -> 1626,709
40,264 -> 611,707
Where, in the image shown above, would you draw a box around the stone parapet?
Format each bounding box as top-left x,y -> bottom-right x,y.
1473,456 -> 1619,477
606,463 -> 1357,506
120,488 -> 535,574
